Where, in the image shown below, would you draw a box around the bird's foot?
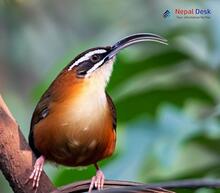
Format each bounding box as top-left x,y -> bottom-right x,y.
88,169 -> 105,192
25,155 -> 45,189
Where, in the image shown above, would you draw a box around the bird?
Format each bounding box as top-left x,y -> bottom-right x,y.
26,33 -> 168,192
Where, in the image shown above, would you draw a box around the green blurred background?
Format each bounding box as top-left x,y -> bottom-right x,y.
1,0 -> 220,193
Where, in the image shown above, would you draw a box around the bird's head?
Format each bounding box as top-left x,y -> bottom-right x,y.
67,33 -> 167,87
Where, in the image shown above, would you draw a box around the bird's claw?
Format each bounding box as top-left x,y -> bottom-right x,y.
25,155 -> 45,189
88,170 -> 105,192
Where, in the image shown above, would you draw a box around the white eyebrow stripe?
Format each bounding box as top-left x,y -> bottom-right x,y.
68,49 -> 107,71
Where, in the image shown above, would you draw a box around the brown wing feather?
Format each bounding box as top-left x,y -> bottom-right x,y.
106,92 -> 117,131
29,87 -> 53,157
28,69 -> 70,157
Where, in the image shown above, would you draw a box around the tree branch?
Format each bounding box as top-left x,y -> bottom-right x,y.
51,179 -> 220,193
145,179 -> 220,189
0,95 -> 55,193
52,179 -> 173,193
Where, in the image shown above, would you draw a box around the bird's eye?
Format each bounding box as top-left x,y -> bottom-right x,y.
90,54 -> 100,63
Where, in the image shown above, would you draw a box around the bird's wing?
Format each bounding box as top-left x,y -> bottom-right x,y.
106,93 -> 117,131
31,92 -> 51,126
28,87 -> 52,157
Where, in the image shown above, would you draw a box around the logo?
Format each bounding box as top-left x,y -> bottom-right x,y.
162,8 -> 211,19
175,8 -> 211,15
163,10 -> 171,18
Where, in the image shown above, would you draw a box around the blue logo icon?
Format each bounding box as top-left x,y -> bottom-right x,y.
163,10 -> 171,18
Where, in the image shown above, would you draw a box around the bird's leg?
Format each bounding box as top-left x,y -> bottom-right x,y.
88,163 -> 105,192
25,155 -> 45,189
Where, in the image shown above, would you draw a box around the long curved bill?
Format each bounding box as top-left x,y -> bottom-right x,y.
105,33 -> 168,60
